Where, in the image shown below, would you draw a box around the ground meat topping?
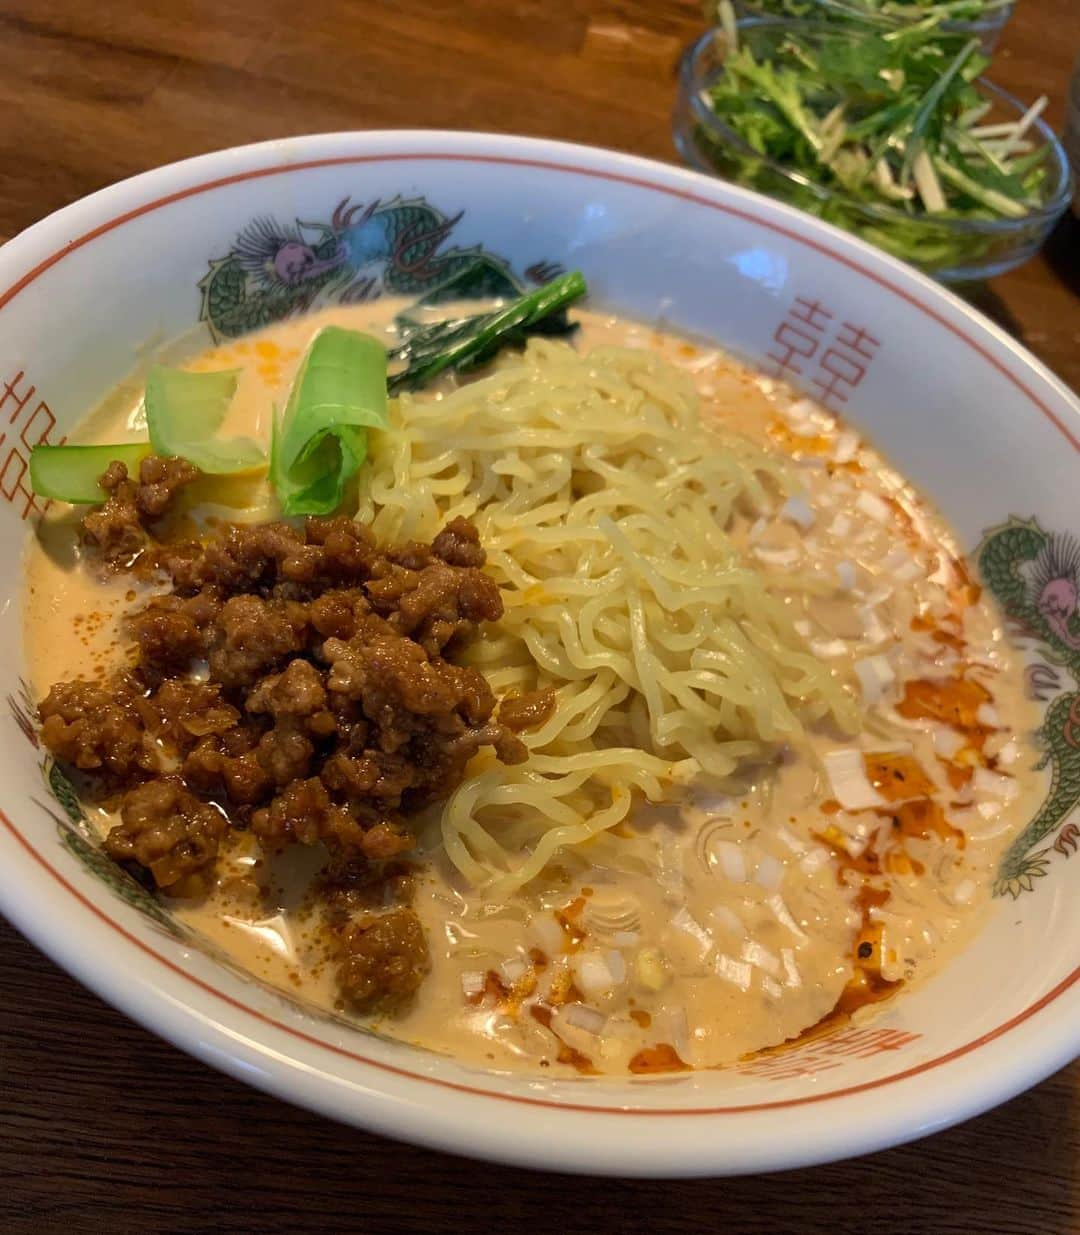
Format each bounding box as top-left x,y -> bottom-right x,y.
105,776 -> 227,892
82,454 -> 200,563
39,484 -> 529,1015
499,687 -> 558,733
336,908 -> 430,1013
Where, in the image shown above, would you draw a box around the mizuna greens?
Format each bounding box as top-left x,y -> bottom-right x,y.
724,0 -> 1013,26
29,271 -> 588,516
692,20 -> 1052,269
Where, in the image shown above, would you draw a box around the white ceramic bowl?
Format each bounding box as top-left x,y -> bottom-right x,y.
0,131 -> 1076,1177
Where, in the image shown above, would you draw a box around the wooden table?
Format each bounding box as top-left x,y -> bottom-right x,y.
1,2 -> 1077,1230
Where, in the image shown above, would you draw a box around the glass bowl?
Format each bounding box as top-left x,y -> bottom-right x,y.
673,21 -> 1074,282
732,0 -> 1014,53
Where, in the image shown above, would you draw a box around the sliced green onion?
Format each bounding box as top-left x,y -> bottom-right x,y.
29,443 -> 152,503
271,326 -> 388,517
145,365 -> 264,475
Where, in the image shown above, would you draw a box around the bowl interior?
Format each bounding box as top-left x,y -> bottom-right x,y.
0,132 -> 1075,1175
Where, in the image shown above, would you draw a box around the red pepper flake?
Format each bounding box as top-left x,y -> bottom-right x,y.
556,896 -> 587,950
945,761 -> 974,791
863,752 -> 936,802
629,1043 -> 689,1074
557,1042 -> 597,1074
889,798 -> 965,850
484,970 -> 509,1002
898,676 -> 991,732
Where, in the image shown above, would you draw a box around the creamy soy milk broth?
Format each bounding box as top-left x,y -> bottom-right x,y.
24,303 -> 1043,1076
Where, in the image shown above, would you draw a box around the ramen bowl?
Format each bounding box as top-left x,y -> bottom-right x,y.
0,131 -> 1076,1177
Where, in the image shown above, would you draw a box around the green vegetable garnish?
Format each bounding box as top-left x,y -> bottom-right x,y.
29,443 -> 151,503
145,365 -> 264,474
690,20 -> 1052,271
714,0 -> 1014,26
388,270 -> 587,393
271,326 -> 388,517
30,273 -> 589,515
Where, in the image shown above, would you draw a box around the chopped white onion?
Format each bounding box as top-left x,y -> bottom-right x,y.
775,824 -> 807,855
715,953 -> 752,991
794,618 -> 812,637
933,726 -> 966,758
948,879 -> 976,907
499,956 -> 529,987
460,970 -> 486,999
572,950 -> 616,997
996,739 -> 1020,768
767,894 -> 807,940
800,847 -> 831,875
604,949 -> 627,985
754,853 -> 785,891
781,947 -> 802,988
656,825 -> 683,892
974,766 -> 1019,803
829,512 -> 853,538
792,419 -> 827,438
712,840 -> 748,883
854,654 -> 896,704
708,904 -> 745,937
762,975 -> 784,1000
787,397 -> 818,421
836,560 -> 857,591
977,799 -> 1002,821
860,605 -> 890,645
824,748 -> 886,811
811,637 -> 849,658
856,490 -> 892,524
740,939 -> 781,977
753,545 -> 801,568
976,702 -> 1001,728
781,494 -> 816,530
670,907 -> 713,959
528,912 -> 565,957
833,431 -> 859,463
658,1005 -> 690,1061
680,348 -> 721,373
557,1002 -> 607,1036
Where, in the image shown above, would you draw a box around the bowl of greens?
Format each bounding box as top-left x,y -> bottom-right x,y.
674,19 -> 1072,280
729,0 -> 1014,52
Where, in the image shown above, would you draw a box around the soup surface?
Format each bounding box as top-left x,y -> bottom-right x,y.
25,302 -> 1043,1076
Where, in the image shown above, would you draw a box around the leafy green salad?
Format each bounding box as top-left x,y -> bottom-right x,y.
728,0 -> 1012,28
691,18 -> 1052,269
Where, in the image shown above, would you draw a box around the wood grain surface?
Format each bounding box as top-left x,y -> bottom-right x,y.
1,2 -> 1077,1231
